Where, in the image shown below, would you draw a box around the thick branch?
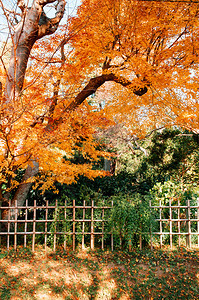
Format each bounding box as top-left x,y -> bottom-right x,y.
66,73 -> 148,111
39,0 -> 58,5
38,0 -> 65,38
43,73 -> 148,131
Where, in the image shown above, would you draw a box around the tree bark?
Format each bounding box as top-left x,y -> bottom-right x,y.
2,0 -> 66,221
1,161 -> 39,221
6,0 -> 65,101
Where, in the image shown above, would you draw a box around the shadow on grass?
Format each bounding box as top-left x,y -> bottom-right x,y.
0,247 -> 110,300
0,247 -> 199,299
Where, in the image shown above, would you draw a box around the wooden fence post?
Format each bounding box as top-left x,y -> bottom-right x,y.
186,199 -> 191,248
64,199 -> 67,251
82,200 -> 85,250
169,199 -> 172,249
24,199 -> 28,248
197,198 -> 199,248
149,200 -> 153,250
73,199 -> 76,251
160,200 -> 163,249
32,200 -> 36,252
53,200 -> 58,252
44,200 -> 48,251
14,199 -> 18,251
0,199 -> 2,248
178,199 -> 181,247
111,200 -> 114,251
90,200 -> 94,250
7,199 -> 11,250
102,200 -> 104,250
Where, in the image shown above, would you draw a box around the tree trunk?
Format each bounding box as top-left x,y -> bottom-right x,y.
2,0 -> 66,221
2,161 -> 39,221
6,0 -> 65,101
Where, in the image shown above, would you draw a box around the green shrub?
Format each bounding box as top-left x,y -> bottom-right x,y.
107,193 -> 155,250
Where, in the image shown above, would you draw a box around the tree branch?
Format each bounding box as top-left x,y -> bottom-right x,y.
38,0 -> 65,38
39,0 -> 58,5
65,73 -> 148,111
17,0 -> 26,12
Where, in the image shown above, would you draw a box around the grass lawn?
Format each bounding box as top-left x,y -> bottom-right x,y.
0,246 -> 199,299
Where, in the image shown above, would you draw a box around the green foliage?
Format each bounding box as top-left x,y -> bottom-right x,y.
27,128 -> 199,204
150,180 -> 199,246
135,128 -> 199,188
45,191 -> 155,250
47,202 -> 73,247
46,194 -> 111,248
107,193 -> 154,249
23,127 -> 199,250
150,180 -> 199,205
27,171 -> 138,210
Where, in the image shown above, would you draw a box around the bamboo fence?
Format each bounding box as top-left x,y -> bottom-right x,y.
1,198 -> 199,251
0,199 -> 113,252
150,198 -> 199,248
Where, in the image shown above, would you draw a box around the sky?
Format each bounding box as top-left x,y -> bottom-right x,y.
0,0 -> 82,42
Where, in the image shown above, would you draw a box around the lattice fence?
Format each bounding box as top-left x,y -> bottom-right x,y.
1,198 -> 199,251
0,199 -> 113,252
150,198 -> 199,248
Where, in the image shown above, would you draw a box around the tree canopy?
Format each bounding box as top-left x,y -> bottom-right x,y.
0,0 -> 199,212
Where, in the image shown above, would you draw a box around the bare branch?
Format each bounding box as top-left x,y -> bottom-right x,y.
17,0 -> 26,12
0,82 -> 2,99
131,138 -> 148,156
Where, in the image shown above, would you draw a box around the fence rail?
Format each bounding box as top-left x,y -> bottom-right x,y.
1,198 -> 199,251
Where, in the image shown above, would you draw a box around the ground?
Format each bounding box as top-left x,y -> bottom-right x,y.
0,246 -> 199,299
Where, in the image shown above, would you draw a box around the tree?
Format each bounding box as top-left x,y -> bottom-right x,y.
1,0 -> 199,220
70,0 -> 199,134
141,128 -> 199,185
0,0 -> 105,218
